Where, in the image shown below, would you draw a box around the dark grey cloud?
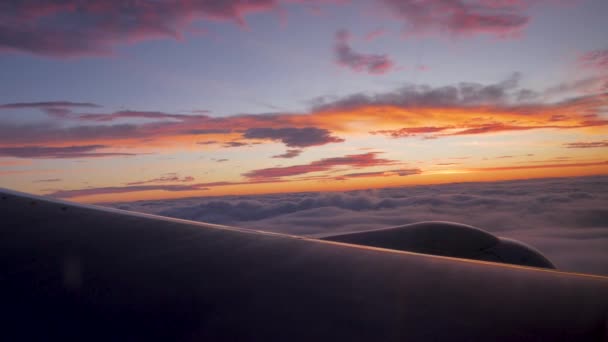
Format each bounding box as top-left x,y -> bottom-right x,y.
0,122 -> 138,145
0,145 -> 136,159
0,0 -> 283,57
564,141 -> 608,149
243,127 -> 344,148
272,149 -> 303,159
223,141 -> 249,148
107,176 -> 608,276
314,72 -> 523,112
196,140 -> 219,145
184,129 -> 231,135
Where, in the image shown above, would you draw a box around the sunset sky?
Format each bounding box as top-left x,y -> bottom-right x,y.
1,0 -> 607,203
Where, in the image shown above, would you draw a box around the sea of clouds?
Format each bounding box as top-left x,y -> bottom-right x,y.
107,176 -> 608,276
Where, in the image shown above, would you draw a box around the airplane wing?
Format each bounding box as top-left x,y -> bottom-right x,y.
1,188 -> 607,341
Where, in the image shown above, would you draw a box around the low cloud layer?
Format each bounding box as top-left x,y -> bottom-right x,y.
108,176 -> 608,276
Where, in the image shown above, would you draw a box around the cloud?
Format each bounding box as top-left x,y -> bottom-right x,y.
334,29 -> 395,74
468,161 -> 608,172
47,184 -> 209,199
33,178 -> 62,183
316,72 -> 523,111
0,101 -> 100,109
196,140 -> 219,145
0,145 -> 136,159
188,129 -> 233,135
563,141 -> 608,149
372,126 -> 449,138
1,74 -> 605,151
223,141 -> 250,148
579,49 -> 608,70
47,178 -> 289,199
272,149 -> 303,158
0,0 -> 559,58
126,174 -> 195,186
106,176 -> 608,276
0,0 -> 292,57
243,152 -> 397,179
340,168 -> 421,178
364,28 -> 386,41
76,111 -> 203,122
243,127 -> 344,147
544,76 -> 608,96
380,0 -> 530,38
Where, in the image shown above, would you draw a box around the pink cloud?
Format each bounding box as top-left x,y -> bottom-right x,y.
243,152 -> 398,179
578,49 -> 608,70
364,28 -> 387,41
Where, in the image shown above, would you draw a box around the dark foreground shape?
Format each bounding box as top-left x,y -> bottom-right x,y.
322,221 -> 556,269
1,188 -> 607,341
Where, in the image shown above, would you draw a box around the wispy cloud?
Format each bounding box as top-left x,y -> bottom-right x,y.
564,141 -> 608,149
469,161 -> 608,172
126,173 -> 195,186
339,168 -> 421,179
0,145 -> 137,159
272,149 -> 303,159
47,184 -> 210,199
579,49 -> 608,70
380,0 -> 530,38
334,29 -> 395,74
243,152 -> 398,179
0,101 -> 100,109
33,178 -> 62,183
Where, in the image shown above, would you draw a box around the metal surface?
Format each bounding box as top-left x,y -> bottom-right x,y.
1,188 -> 607,341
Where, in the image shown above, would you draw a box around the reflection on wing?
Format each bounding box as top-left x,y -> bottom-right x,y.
1,188 -> 607,341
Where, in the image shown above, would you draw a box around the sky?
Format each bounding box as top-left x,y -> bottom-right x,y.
0,0 -> 607,203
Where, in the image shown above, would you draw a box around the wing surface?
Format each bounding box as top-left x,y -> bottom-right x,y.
1,189 -> 607,341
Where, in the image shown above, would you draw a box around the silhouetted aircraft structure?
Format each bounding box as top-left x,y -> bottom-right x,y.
1,188 -> 607,341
